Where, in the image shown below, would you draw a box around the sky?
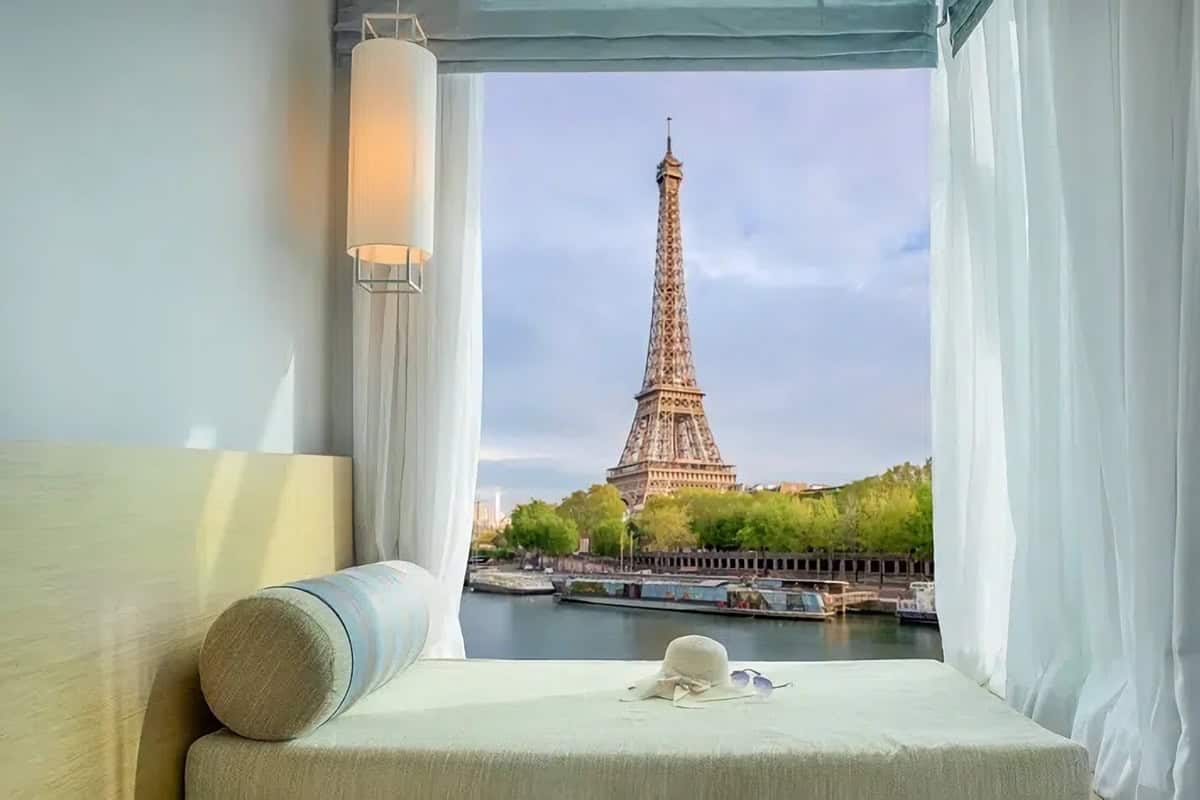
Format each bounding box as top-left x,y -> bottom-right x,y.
478,70 -> 931,511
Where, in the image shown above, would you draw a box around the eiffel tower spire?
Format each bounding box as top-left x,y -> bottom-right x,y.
607,128 -> 737,509
641,120 -> 694,392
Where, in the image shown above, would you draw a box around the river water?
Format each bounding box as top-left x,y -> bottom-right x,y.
459,591 -> 943,662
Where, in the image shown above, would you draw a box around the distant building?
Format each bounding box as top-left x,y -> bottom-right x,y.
743,481 -> 842,496
473,499 -> 494,529
473,490 -> 508,534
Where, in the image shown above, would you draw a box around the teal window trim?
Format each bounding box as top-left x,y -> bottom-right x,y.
342,1 -> 943,72
947,0 -> 994,55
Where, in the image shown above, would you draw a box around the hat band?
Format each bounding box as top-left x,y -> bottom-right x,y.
659,674 -> 716,695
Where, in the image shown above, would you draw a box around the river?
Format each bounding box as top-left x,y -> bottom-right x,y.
459,590 -> 943,661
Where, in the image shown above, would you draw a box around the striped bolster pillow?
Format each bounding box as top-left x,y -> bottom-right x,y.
199,561 -> 434,741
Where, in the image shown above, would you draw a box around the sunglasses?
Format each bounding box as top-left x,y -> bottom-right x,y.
730,668 -> 792,696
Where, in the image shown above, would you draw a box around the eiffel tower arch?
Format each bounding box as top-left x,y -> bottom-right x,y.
607,124 -> 737,509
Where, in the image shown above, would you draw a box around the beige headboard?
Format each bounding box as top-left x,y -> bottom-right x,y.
0,441 -> 354,799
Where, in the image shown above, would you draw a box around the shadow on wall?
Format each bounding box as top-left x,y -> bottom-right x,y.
133,452 -> 295,799
133,647 -> 217,800
0,442 -> 352,799
120,449 -> 348,799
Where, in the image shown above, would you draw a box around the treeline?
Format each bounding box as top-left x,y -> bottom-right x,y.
499,460 -> 932,561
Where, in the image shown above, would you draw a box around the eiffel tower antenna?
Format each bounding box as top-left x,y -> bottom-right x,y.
606,128 -> 737,509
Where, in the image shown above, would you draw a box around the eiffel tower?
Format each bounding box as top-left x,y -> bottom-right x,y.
607,121 -> 737,508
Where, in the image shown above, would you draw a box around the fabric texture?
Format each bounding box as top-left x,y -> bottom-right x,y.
931,2 -> 1199,798
376,1 -> 938,72
352,74 -> 483,659
199,589 -> 352,741
186,658 -> 1090,800
198,562 -> 432,741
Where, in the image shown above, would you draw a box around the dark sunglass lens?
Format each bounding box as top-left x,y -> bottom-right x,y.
730,670 -> 749,687
753,675 -> 773,696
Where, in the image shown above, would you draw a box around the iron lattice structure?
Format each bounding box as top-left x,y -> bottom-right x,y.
607,130 -> 737,508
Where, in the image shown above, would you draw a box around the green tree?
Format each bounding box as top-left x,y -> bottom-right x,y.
507,500 -> 579,563
798,493 -> 841,555
854,482 -> 919,584
633,496 -> 695,551
556,484 -> 626,546
589,517 -> 633,558
858,483 -> 915,552
676,488 -> 749,550
736,495 -> 803,571
836,476 -> 887,552
904,480 -> 934,572
827,461 -> 934,578
550,459 -> 933,575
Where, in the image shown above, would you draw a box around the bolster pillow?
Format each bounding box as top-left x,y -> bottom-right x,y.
199,561 -> 434,741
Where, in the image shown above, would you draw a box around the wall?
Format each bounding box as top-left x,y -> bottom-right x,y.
0,0 -> 350,455
329,65 -> 357,458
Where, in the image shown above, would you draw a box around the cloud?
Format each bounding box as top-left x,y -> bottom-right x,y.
476,456 -> 605,510
480,70 -> 931,509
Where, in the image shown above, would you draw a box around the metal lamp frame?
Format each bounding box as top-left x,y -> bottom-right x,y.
354,250 -> 424,294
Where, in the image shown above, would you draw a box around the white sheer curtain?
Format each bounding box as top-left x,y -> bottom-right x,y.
353,74 -> 483,659
933,2 -> 1198,798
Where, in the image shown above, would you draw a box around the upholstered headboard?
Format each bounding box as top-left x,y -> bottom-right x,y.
0,442 -> 354,799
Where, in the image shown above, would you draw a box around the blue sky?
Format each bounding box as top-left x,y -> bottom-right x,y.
479,70 -> 931,510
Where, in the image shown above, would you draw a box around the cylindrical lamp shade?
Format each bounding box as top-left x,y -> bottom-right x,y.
347,37 -> 437,267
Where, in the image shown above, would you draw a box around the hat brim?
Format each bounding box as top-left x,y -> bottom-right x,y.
624,673 -> 758,707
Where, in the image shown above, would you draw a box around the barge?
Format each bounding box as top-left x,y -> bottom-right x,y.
557,576 -> 842,621
469,570 -> 556,595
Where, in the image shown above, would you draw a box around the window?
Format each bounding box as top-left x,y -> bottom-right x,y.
464,71 -> 938,663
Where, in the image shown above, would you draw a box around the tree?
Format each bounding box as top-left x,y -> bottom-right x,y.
544,458 -> 933,573
472,526 -> 501,550
589,517 -> 633,558
489,523 -> 514,551
799,493 -> 841,555
736,495 -> 802,572
857,483 -> 915,552
507,500 -> 579,563
557,484 -> 626,547
633,496 -> 695,551
811,461 -> 934,578
905,480 -> 934,571
676,488 -> 749,550
853,482 -> 919,584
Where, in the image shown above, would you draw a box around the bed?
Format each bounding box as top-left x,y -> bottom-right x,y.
186,657 -> 1091,800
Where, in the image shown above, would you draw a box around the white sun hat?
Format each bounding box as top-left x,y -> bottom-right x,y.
624,635 -> 758,708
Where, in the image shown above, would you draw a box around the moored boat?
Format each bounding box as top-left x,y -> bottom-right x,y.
896,581 -> 939,625
469,570 -> 556,595
558,576 -> 837,621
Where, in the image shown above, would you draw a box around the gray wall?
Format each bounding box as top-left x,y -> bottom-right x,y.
0,0 -> 351,455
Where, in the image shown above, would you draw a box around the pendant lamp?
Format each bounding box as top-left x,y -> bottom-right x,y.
346,12 -> 436,293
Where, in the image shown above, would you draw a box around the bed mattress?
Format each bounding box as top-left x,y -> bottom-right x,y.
186,658 -> 1090,800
